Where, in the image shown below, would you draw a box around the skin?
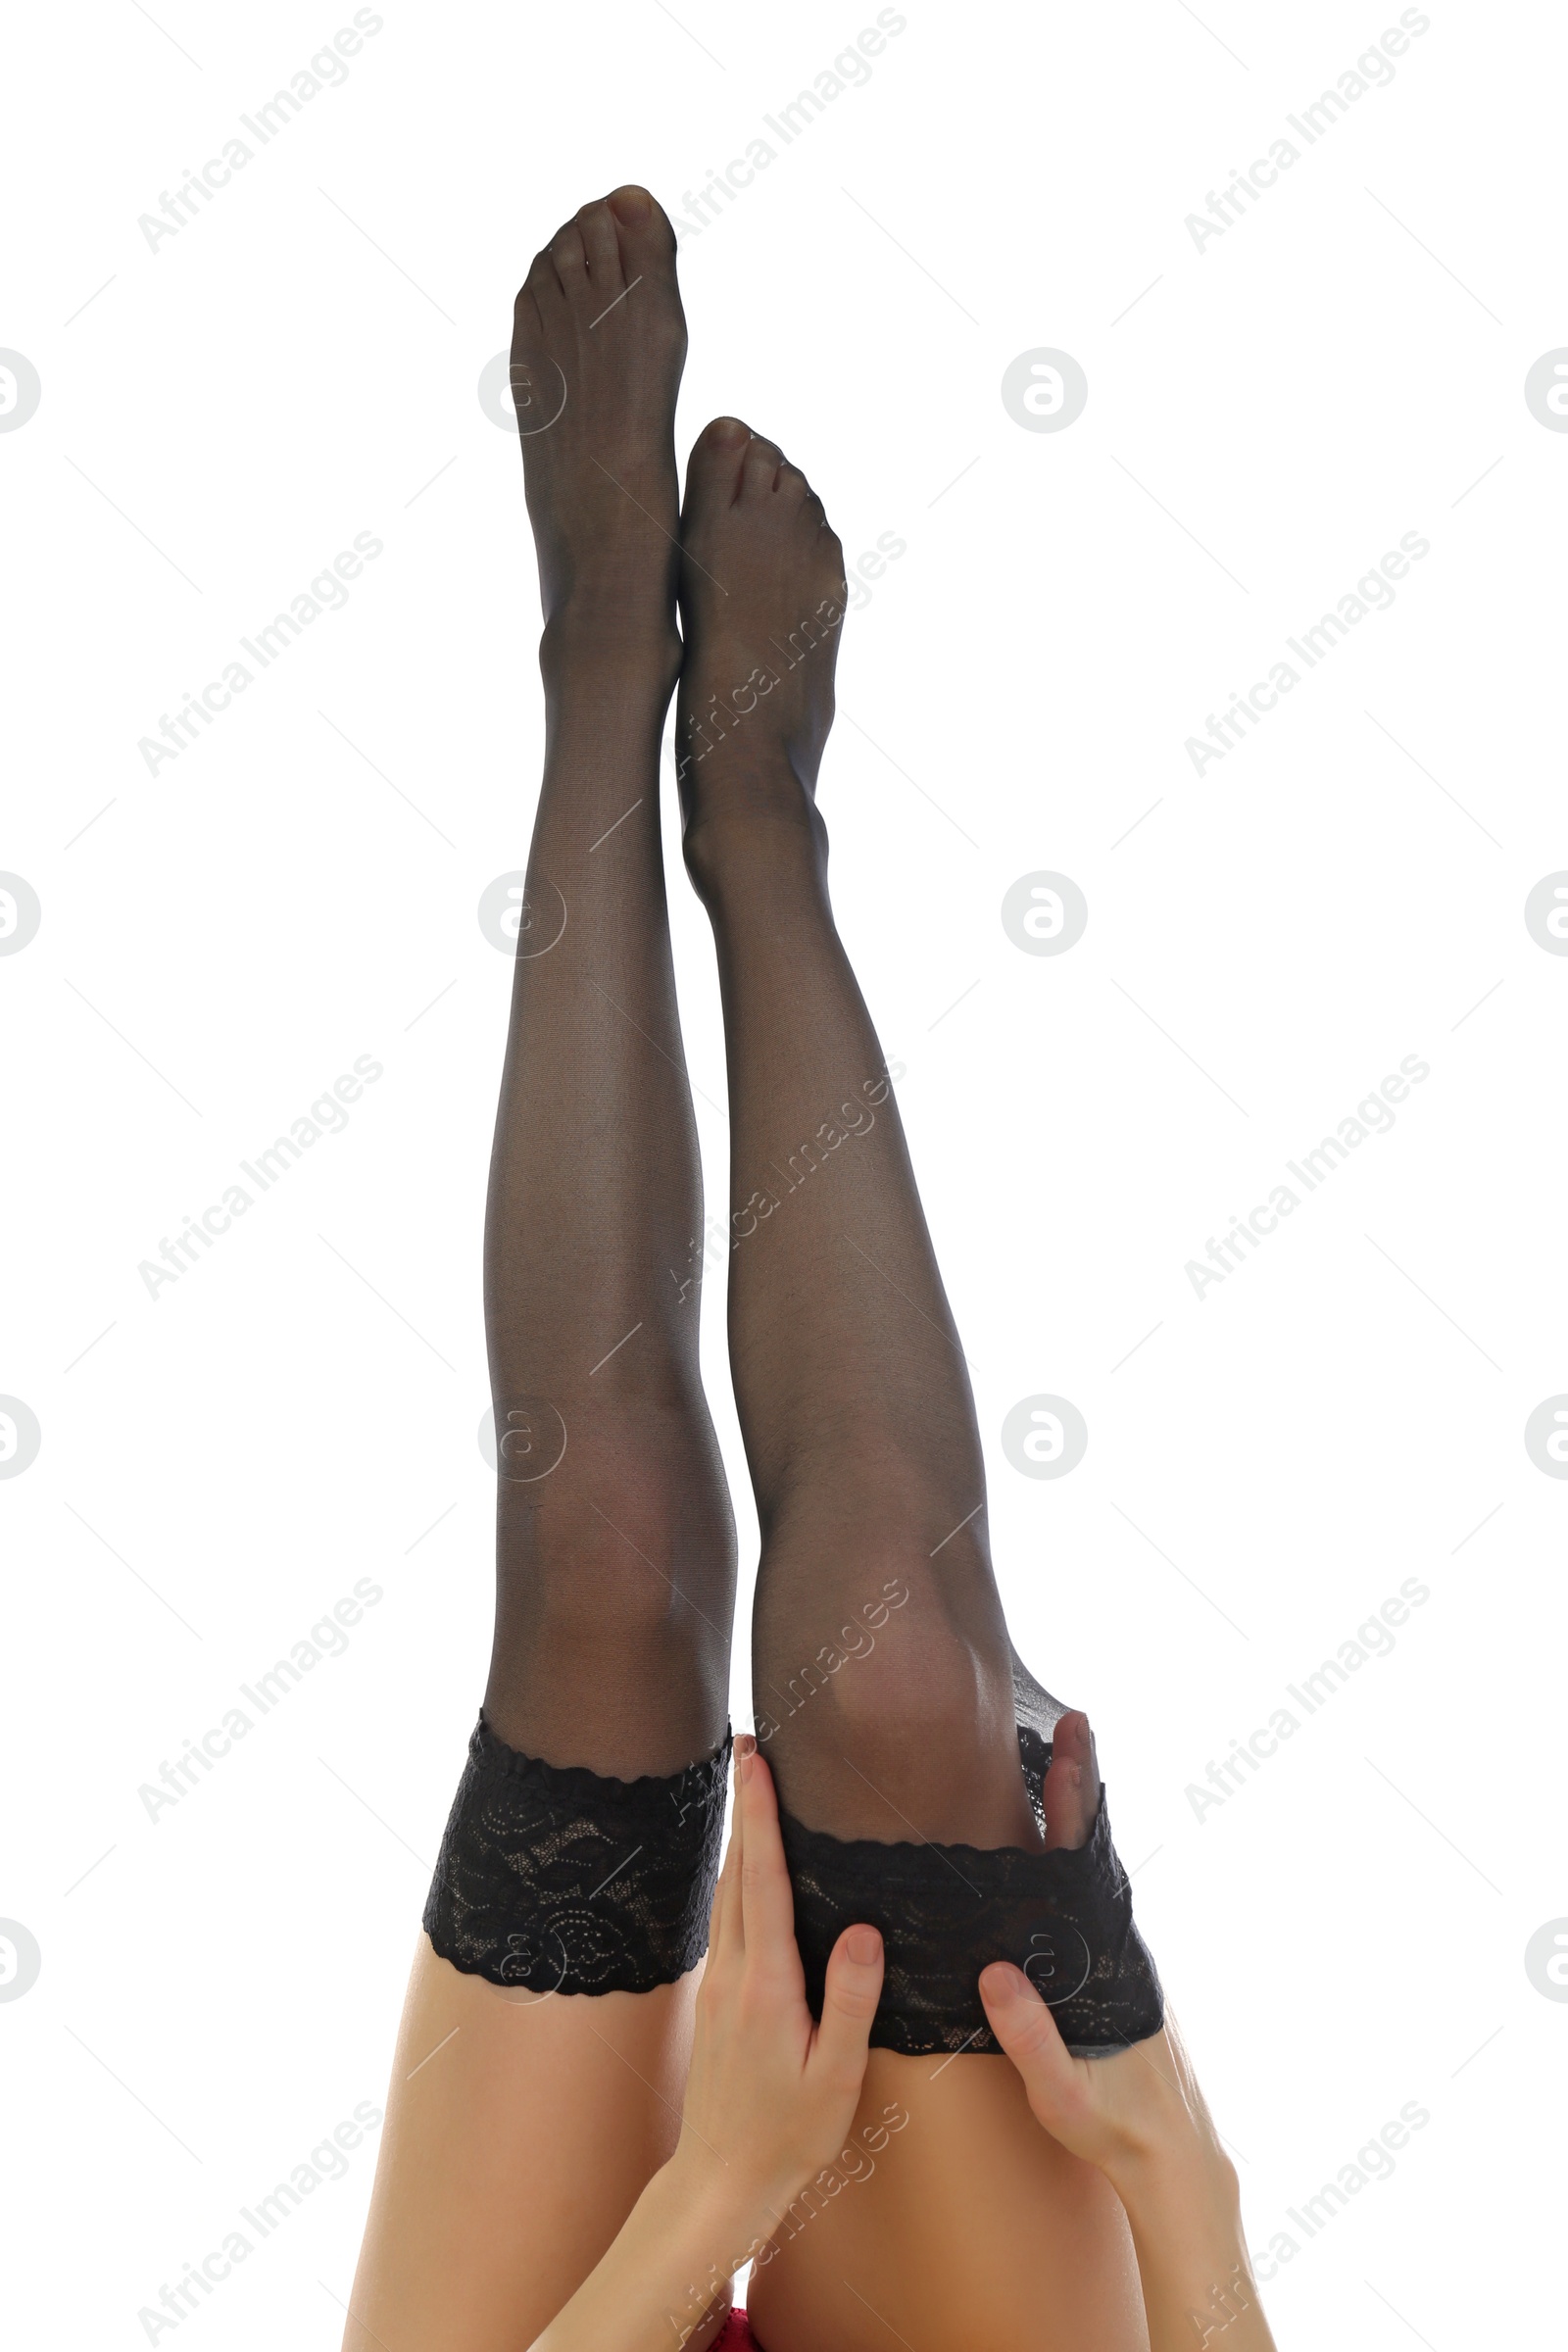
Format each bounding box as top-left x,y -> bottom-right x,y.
974,1967 -> 1279,2352
342,186 -> 1275,2352
342,1729 -> 1136,2351
530,1745 -> 1277,2352
342,1949 -> 701,2350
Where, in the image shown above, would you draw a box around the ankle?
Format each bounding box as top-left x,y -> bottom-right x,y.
684,799 -> 827,914
680,751 -> 828,906
540,606 -> 681,704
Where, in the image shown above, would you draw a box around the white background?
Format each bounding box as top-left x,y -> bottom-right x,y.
3,0 -> 1565,2343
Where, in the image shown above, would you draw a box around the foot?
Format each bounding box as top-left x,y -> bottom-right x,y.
1042,1710 -> 1102,1851
675,417 -> 848,898
512,186 -> 685,681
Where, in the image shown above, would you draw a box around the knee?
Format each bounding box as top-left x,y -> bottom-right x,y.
759,1579 -> 987,1761
838,1617 -> 992,1762
760,1591 -> 1035,1845
492,1480 -> 732,1729
497,1402 -> 732,1599
507,1494 -> 726,1656
487,1474 -> 731,1767
524,1547 -> 686,1657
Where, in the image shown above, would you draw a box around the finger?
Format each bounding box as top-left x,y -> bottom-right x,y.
979,1963 -> 1078,2115
810,1925 -> 884,2087
710,1809 -> 743,1968
713,1742 -> 749,1960
736,1744 -> 799,1960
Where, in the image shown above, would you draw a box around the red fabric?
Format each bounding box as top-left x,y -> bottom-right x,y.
712,2313 -> 761,2350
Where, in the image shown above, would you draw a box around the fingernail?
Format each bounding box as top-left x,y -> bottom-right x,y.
735,1734 -> 755,1784
847,1927 -> 882,1964
980,1962 -> 1033,2002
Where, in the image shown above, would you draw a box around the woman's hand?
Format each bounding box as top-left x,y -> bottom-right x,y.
978,1962 -> 1232,2192
980,1966 -> 1277,2352
528,1738 -> 882,2351
674,1735 -> 884,2226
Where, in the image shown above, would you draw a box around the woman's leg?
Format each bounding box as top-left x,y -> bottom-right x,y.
675,422 -> 1148,2351
344,190 -> 735,2352
676,419 -> 1083,1853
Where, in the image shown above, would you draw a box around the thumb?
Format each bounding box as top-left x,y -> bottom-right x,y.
811,1924 -> 884,2085
979,1962 -> 1078,2122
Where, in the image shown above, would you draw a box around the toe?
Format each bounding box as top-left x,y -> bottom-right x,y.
684,416 -> 752,514
548,220 -> 590,291
575,198 -> 623,289
741,434 -> 784,498
512,283 -> 546,363
609,183 -> 678,269
775,462 -> 811,507
521,244 -> 566,322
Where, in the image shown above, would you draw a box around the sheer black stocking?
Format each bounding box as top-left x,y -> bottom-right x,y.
429,208 -> 1159,2054
672,419 -> 1162,2056
676,418 -> 1050,1853
477,189 -> 735,1785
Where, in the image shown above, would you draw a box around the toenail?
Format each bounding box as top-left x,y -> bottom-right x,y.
609,184 -> 652,221
709,416 -> 749,446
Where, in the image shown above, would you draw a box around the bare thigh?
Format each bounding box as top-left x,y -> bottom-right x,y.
747,2051 -> 1149,2352
343,1937 -> 700,2352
